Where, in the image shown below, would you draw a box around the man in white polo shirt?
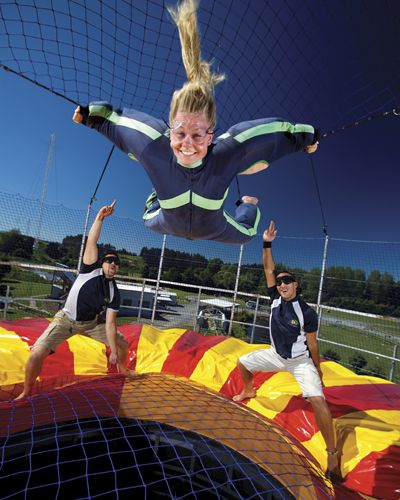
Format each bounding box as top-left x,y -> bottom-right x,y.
233,220 -> 342,482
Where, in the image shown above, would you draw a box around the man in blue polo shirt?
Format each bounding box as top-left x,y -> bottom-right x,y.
15,201 -> 134,400
233,221 -> 342,481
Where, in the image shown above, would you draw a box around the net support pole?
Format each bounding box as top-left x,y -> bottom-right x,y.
137,279 -> 147,322
249,296 -> 261,344
77,145 -> 115,271
77,201 -> 93,272
228,244 -> 244,336
3,285 -> 10,320
193,287 -> 202,330
151,234 -> 167,324
316,233 -> 329,336
389,344 -> 398,382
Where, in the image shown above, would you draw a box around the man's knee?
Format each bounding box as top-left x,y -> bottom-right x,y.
237,359 -> 252,375
237,358 -> 245,370
117,335 -> 128,351
27,345 -> 51,366
308,395 -> 327,411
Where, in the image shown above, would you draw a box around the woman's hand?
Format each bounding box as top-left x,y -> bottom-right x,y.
72,105 -> 83,123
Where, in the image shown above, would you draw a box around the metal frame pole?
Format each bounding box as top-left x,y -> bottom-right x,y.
77,201 -> 93,271
193,287 -> 202,330
77,145 -> 115,271
316,233 -> 329,335
151,234 -> 167,324
389,344 -> 398,382
3,285 -> 10,319
137,279 -> 147,322
249,295 -> 260,344
228,244 -> 244,336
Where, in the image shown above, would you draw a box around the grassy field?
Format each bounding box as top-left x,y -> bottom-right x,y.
319,322 -> 399,382
2,279 -> 399,383
321,308 -> 400,338
3,279 -> 51,298
320,322 -> 398,354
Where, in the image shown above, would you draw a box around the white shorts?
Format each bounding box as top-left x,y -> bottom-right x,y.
239,348 -> 324,398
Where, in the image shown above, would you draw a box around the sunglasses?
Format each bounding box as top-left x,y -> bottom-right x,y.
276,276 -> 295,286
102,256 -> 120,265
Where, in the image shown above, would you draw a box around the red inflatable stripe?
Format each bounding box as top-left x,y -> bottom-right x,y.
343,445 -> 400,500
162,330 -> 227,377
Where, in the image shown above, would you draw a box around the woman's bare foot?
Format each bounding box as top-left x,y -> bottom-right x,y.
241,195 -> 258,205
233,389 -> 256,402
304,141 -> 319,154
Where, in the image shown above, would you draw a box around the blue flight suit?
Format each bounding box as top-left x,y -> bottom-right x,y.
82,103 -> 317,244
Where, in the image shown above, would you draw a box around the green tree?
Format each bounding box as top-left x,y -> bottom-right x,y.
213,265 -> 236,289
207,258 -> 223,275
121,255 -> 145,277
322,349 -> 341,362
60,234 -> 83,266
349,354 -> 368,375
182,267 -> 196,285
301,268 -> 320,302
366,364 -> 385,379
0,230 -> 34,259
163,267 -> 182,282
45,241 -> 64,260
239,269 -> 260,293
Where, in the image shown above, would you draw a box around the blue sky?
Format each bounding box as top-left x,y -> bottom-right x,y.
1,67 -> 399,244
0,0 -> 399,251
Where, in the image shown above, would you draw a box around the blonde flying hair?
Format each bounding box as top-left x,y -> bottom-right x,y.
168,0 -> 225,130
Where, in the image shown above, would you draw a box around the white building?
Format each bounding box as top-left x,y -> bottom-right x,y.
116,282 -> 177,316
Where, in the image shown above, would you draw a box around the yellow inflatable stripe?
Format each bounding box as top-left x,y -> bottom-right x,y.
0,328 -> 30,385
246,372 -> 301,418
245,397 -> 285,420
189,337 -> 246,392
321,361 -> 393,386
136,324 -> 186,373
67,334 -> 108,375
341,409 -> 400,474
303,409 -> 400,475
301,431 -> 334,471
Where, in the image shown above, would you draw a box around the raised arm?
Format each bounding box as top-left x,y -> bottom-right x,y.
262,220 -> 278,288
72,103 -> 168,162
83,201 -> 116,265
217,117 -> 320,177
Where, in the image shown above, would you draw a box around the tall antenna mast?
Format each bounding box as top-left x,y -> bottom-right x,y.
34,133 -> 55,248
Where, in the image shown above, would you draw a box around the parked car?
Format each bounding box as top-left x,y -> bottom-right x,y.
245,300 -> 270,312
245,300 -> 257,310
197,307 -> 229,333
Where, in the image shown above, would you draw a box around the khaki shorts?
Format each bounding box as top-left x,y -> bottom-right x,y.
239,348 -> 324,398
34,310 -> 126,353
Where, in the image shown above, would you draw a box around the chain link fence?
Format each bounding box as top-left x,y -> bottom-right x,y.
1,192 -> 399,382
